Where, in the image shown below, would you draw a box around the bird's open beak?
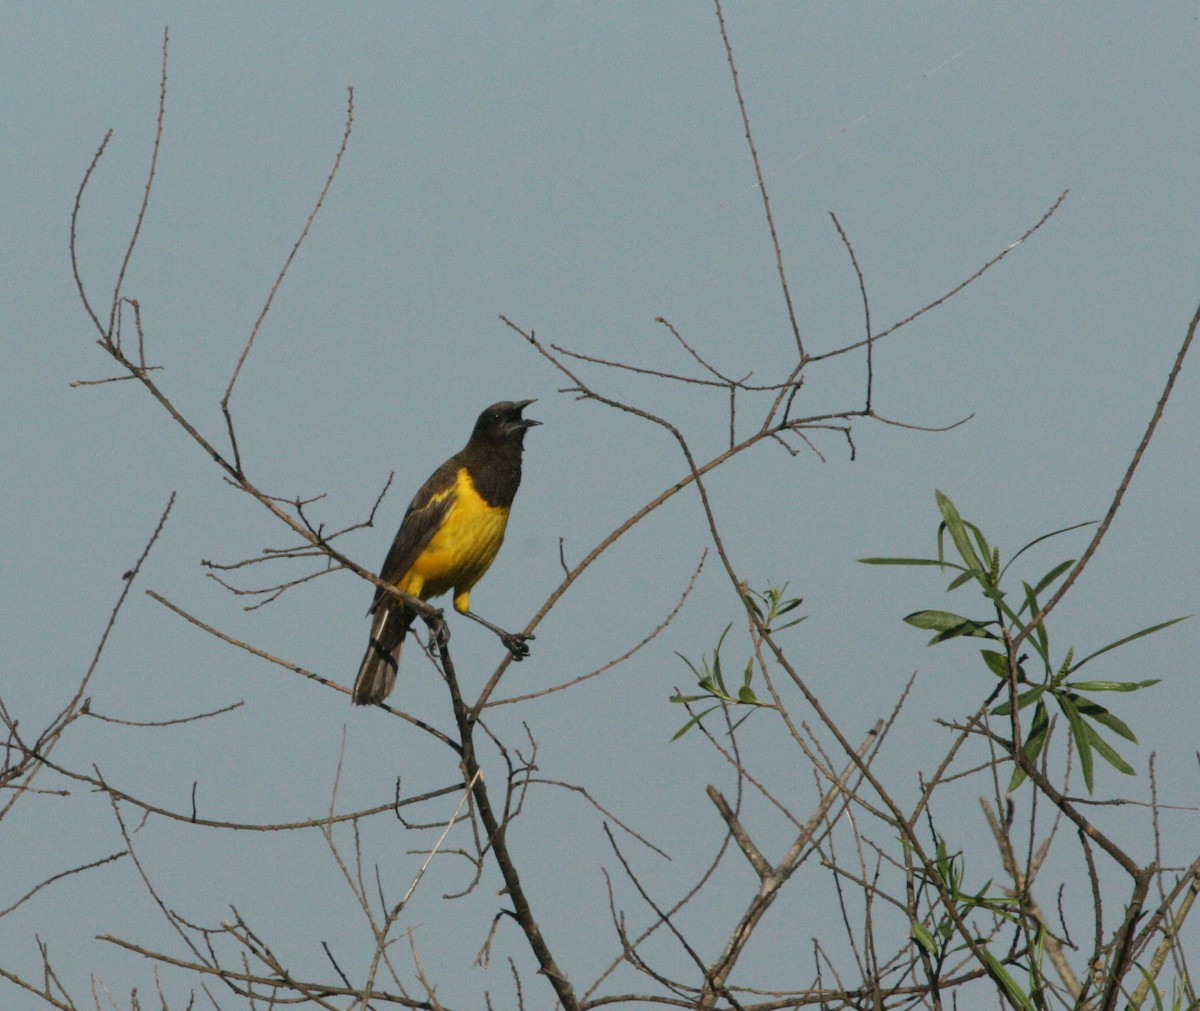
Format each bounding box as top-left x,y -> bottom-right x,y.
516,399 -> 541,427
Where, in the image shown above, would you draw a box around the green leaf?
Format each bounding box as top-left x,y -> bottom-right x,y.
710,654 -> 727,695
929,626 -> 997,645
947,567 -> 987,591
728,708 -> 757,734
964,877 -> 995,910
905,610 -> 996,644
1067,678 -> 1160,693
968,522 -> 993,572
1020,582 -> 1050,659
981,649 -> 1012,679
1031,558 -> 1075,597
669,693 -> 710,704
671,704 -> 720,741
976,578 -> 1013,617
906,610 -> 975,631
737,685 -> 760,704
911,922 -> 937,955
1089,709 -> 1137,743
1081,722 -> 1137,777
1132,962 -> 1170,1011
1053,647 -> 1076,684
1007,700 -> 1050,792
979,947 -> 1037,1011
1000,519 -> 1096,579
1058,694 -> 1095,793
936,490 -> 982,571
1068,693 -> 1138,743
1067,616 -> 1192,674
858,556 -> 962,568
992,685 -> 1044,717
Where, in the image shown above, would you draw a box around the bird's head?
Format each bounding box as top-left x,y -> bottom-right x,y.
471,399 -> 541,446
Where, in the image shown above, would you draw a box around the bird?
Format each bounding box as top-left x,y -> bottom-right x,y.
352,399 -> 540,705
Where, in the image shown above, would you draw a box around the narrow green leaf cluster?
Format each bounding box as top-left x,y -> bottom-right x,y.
744,581 -> 807,635
862,491 -> 1188,793
910,832 -> 1024,971
670,583 -> 803,739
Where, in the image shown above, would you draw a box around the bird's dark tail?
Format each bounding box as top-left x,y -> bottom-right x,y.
352,606 -> 413,705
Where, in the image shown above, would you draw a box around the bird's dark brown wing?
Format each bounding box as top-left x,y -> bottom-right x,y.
369,456 -> 460,613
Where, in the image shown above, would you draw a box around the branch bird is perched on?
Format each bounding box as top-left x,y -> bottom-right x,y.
352,400 -> 540,706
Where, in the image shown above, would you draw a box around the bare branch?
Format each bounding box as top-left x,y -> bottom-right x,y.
107,29 -> 169,343
0,493 -> 175,824
220,86 -> 355,474
1015,298 -> 1200,654
809,189 -> 1070,364
0,851 -> 128,920
714,0 -> 805,360
486,551 -> 705,707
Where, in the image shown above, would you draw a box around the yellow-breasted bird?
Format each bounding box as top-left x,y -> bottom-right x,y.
352,400 -> 540,705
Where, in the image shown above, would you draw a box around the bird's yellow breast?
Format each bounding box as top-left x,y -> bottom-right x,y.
399,467 -> 510,606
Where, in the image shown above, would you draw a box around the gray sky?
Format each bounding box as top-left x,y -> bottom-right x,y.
4,4 -> 1198,1008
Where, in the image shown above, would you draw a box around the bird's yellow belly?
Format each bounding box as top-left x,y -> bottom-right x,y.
400,468 -> 510,604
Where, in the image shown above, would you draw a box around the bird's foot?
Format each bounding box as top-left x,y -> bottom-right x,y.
500,631 -> 534,661
424,611 -> 450,649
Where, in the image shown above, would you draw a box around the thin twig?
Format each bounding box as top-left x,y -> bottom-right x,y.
0,495 -> 175,824
1014,299 -> 1199,655
829,211 -> 873,411
485,551 -> 705,707
714,0 -> 805,360
82,700 -> 244,727
145,590 -> 459,752
107,29 -> 169,342
810,189 -> 1070,364
0,851 -> 128,919
221,86 -> 354,475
